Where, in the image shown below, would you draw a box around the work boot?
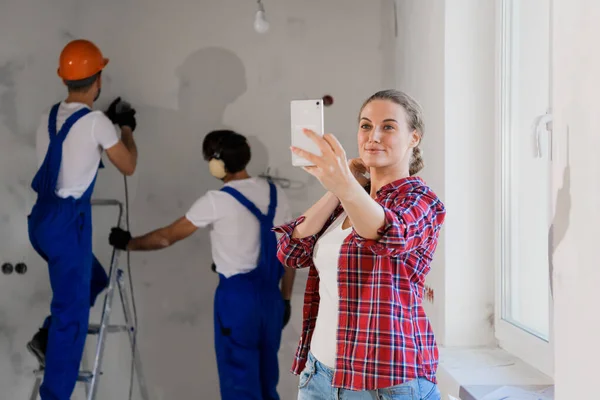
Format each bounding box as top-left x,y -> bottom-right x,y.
26,328 -> 48,368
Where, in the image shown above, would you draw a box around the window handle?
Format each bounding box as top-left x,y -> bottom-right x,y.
534,111 -> 553,160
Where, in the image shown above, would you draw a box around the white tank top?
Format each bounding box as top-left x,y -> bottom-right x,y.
310,212 -> 351,369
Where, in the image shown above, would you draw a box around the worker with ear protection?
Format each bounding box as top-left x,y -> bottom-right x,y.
109,129 -> 296,400
26,39 -> 140,400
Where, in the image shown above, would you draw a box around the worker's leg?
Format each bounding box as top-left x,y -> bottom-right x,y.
260,290 -> 284,400
28,214 -> 51,331
26,210 -> 51,365
89,254 -> 108,307
214,280 -> 262,400
28,255 -> 105,368
40,254 -> 106,331
39,216 -> 93,400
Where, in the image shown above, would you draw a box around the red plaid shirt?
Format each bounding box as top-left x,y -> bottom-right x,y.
273,177 -> 446,391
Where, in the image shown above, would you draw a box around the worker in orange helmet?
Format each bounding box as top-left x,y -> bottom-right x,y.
26,39 -> 140,400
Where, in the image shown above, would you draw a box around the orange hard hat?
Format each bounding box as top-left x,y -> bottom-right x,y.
57,39 -> 109,81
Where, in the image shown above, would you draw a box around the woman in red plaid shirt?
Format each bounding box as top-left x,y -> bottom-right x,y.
274,90 -> 446,400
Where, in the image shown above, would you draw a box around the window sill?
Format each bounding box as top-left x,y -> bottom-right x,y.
437,347 -> 554,399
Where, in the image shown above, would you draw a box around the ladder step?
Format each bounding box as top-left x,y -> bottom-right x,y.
87,323 -> 129,335
34,369 -> 96,383
78,371 -> 94,383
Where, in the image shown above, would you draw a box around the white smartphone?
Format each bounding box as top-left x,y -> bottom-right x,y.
290,99 -> 325,167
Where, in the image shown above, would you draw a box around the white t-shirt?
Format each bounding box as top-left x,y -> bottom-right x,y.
185,177 -> 293,278
310,212 -> 350,369
35,101 -> 119,199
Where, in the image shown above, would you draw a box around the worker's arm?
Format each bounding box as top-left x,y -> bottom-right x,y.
110,193 -> 217,251
102,98 -> 139,176
280,267 -> 296,300
111,217 -> 198,251
281,266 -> 295,328
105,126 -> 138,176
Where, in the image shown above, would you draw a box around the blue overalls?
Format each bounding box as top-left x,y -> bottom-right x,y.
28,103 -> 108,400
214,181 -> 285,400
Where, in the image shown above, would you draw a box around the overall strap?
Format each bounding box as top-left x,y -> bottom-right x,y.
48,104 -> 92,143
266,180 -> 277,221
220,186 -> 265,221
34,103 -> 94,201
47,103 -> 60,137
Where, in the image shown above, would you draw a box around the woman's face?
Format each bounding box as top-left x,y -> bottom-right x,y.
357,99 -> 420,170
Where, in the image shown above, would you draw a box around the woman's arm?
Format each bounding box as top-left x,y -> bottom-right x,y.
348,188 -> 446,256
338,180 -> 385,240
274,191 -> 341,269
291,130 -> 384,239
292,191 -> 340,238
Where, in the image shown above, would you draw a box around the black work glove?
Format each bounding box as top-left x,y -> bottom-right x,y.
109,227 -> 132,250
105,97 -> 121,124
105,97 -> 137,131
283,299 -> 291,328
117,109 -> 137,132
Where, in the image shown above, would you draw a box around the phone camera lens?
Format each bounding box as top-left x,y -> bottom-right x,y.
316,101 -> 320,106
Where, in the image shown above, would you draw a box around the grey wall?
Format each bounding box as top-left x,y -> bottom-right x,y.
0,1 -> 395,399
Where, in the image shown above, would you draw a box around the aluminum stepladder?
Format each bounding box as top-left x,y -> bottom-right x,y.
30,199 -> 150,400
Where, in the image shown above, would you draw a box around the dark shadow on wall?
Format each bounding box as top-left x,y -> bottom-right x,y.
128,46 -> 269,217
548,128 -> 571,299
0,61 -> 23,138
177,46 -> 270,177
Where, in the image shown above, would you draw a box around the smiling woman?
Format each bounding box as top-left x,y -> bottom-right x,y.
358,90 -> 425,176
277,89 -> 446,399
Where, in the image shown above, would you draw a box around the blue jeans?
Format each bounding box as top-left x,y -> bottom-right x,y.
298,352 -> 441,400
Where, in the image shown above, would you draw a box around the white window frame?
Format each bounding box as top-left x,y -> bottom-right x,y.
494,0 -> 554,378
